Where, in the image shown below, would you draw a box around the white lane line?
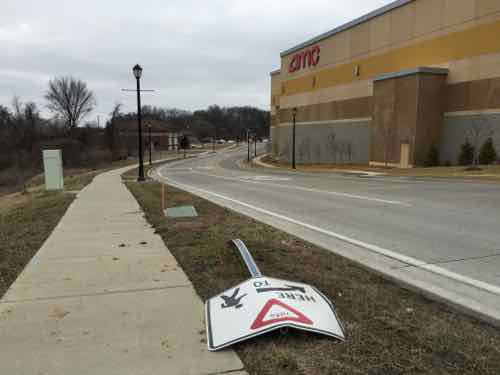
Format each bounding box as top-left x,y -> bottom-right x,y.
239,175 -> 292,182
190,171 -> 411,207
164,167 -> 193,171
155,169 -> 500,297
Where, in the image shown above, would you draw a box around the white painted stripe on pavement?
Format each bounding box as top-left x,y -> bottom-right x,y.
192,171 -> 411,207
165,167 -> 193,171
155,169 -> 500,297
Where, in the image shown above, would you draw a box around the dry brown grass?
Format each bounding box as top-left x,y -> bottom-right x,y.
0,161 -> 138,298
126,179 -> 500,375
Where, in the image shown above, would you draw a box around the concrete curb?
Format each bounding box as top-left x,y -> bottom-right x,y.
252,154 -> 278,169
251,154 -> 385,176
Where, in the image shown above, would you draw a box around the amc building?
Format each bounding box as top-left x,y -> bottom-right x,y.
270,0 -> 500,167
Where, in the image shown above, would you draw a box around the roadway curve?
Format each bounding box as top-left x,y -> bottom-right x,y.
152,145 -> 500,326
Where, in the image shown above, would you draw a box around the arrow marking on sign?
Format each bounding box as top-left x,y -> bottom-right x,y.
256,285 -> 306,294
250,299 -> 313,330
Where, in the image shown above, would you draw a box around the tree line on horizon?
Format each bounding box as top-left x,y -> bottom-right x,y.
106,103 -> 269,142
0,76 -> 269,194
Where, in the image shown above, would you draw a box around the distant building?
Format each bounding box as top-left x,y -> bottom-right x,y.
112,118 -> 181,158
270,0 -> 500,167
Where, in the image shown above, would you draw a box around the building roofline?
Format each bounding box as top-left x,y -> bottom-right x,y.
374,67 -> 449,81
280,0 -> 414,57
270,69 -> 281,76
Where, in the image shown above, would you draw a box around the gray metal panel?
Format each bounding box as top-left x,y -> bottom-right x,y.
280,0 -> 415,57
440,114 -> 500,165
274,121 -> 371,165
43,149 -> 64,191
164,205 -> 198,218
374,67 -> 449,82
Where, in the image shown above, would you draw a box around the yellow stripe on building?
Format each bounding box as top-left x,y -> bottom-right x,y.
283,18 -> 500,96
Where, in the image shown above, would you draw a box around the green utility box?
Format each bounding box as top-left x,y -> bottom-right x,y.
43,149 -> 64,190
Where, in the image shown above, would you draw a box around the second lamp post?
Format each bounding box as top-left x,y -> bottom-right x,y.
292,107 -> 297,169
148,123 -> 152,166
133,64 -> 145,181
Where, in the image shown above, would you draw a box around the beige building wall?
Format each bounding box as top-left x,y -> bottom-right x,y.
270,71 -> 281,116
270,0 -> 500,166
278,0 -> 500,111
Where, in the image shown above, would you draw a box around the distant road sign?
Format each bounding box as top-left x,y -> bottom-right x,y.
205,275 -> 345,351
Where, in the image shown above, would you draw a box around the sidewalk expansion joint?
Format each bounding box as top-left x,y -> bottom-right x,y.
43,251 -> 168,260
0,284 -> 192,304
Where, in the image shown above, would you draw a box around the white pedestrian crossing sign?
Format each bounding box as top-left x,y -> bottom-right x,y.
205,240 -> 346,351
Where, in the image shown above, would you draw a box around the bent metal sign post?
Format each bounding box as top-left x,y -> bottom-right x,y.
205,240 -> 346,351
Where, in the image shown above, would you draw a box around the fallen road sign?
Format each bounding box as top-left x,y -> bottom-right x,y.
205,240 -> 346,351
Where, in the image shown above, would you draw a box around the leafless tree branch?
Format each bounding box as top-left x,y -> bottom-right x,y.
45,77 -> 96,136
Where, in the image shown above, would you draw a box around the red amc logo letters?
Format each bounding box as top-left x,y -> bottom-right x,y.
288,45 -> 320,73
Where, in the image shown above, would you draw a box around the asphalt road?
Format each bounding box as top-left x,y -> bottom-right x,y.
154,145 -> 500,325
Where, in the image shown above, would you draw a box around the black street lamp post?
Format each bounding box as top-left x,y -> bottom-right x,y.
292,107 -> 297,169
133,64 -> 145,181
254,133 -> 257,158
247,129 -> 250,162
148,123 -> 152,166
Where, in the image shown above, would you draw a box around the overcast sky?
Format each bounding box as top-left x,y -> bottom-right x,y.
1,0 -> 391,121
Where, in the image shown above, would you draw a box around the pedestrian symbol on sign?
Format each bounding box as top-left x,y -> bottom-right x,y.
220,288 -> 247,309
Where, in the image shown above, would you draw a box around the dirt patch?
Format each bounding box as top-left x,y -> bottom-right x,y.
126,179 -> 500,375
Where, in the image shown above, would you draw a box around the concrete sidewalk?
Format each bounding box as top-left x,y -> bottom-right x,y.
0,166 -> 246,375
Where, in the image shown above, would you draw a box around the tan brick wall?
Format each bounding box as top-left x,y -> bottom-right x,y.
278,0 -> 500,109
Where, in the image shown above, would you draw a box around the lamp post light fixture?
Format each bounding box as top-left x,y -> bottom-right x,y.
147,123 -> 152,166
292,107 -> 297,169
133,64 -> 145,181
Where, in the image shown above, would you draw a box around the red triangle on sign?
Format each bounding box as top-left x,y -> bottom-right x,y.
250,298 -> 313,330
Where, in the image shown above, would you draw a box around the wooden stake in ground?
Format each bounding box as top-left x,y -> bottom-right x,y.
161,183 -> 166,211
161,183 -> 165,211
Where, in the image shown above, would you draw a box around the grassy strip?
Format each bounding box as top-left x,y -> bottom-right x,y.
0,191 -> 74,298
125,178 -> 500,375
0,160 -> 141,298
259,155 -> 500,181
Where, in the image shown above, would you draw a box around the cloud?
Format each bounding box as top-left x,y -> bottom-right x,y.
0,0 -> 392,119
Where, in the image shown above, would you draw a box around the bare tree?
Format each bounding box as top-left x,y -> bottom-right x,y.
467,116 -> 495,166
9,97 -> 41,150
327,133 -> 338,162
24,102 -> 39,150
105,103 -> 123,159
12,96 -> 23,119
45,77 -> 96,136
298,137 -> 312,163
313,140 -> 322,162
